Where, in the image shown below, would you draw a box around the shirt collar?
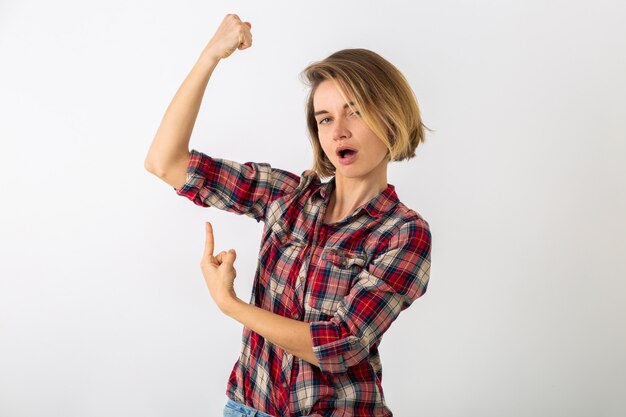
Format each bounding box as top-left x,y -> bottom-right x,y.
309,173 -> 399,219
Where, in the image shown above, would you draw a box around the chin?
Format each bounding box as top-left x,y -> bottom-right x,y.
335,167 -> 367,178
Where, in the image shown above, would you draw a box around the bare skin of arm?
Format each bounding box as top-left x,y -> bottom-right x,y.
147,16 -> 319,367
225,298 -> 320,367
144,14 -> 252,189
202,222 -> 321,368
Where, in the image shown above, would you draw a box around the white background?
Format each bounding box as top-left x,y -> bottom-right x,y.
1,1 -> 625,416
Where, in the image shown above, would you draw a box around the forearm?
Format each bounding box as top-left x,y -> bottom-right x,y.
225,299 -> 320,368
145,50 -> 221,173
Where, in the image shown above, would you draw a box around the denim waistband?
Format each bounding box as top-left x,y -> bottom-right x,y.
224,398 -> 276,417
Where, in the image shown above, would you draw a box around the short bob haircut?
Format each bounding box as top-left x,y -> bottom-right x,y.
300,48 -> 433,179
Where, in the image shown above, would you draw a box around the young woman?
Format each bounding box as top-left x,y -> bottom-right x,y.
145,13 -> 432,417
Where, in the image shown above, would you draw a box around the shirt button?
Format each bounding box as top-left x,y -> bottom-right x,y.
282,382 -> 287,388
292,312 -> 299,319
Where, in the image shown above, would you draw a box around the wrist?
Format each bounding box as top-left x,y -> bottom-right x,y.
200,44 -> 222,63
220,296 -> 245,317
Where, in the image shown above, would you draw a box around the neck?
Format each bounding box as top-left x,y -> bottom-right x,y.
325,163 -> 388,223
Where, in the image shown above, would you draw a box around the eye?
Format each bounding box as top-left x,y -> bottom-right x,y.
318,117 -> 331,125
317,111 -> 360,125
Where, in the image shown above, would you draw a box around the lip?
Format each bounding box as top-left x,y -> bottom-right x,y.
337,150 -> 358,165
336,145 -> 358,157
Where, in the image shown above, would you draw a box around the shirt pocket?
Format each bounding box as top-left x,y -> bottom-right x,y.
257,220 -> 307,308
307,248 -> 368,315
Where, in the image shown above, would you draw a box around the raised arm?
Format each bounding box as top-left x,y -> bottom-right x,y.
144,13 -> 253,189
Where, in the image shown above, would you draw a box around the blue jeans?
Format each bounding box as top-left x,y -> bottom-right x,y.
223,398 -> 276,417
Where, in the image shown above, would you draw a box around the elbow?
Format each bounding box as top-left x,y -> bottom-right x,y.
144,155 -> 158,173
144,157 -> 164,177
144,158 -> 155,173
310,336 -> 370,375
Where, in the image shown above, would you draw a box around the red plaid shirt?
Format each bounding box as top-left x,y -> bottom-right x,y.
174,149 -> 432,417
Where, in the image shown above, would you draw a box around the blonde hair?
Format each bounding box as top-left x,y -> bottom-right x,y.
300,48 -> 433,179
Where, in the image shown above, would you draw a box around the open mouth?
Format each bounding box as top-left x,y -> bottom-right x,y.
338,149 -> 357,158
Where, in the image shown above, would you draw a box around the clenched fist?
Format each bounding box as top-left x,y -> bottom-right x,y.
203,13 -> 253,60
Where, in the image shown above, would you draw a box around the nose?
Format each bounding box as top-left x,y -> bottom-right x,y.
331,116 -> 351,141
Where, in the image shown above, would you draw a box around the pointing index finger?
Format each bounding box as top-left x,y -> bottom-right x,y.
204,222 -> 214,258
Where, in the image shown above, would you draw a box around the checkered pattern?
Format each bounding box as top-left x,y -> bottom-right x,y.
175,149 -> 432,417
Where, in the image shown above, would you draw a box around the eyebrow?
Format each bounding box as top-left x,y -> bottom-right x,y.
314,102 -> 355,117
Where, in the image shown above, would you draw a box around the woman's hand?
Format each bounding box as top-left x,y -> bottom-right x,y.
203,13 -> 252,60
201,221 -> 240,313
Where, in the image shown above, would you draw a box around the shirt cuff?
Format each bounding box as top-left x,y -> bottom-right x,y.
173,149 -> 217,206
309,319 -> 369,375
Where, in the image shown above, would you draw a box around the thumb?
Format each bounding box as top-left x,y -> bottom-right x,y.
225,249 -> 237,263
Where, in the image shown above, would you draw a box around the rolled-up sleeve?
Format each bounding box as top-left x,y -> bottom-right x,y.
309,219 -> 432,375
174,149 -> 301,222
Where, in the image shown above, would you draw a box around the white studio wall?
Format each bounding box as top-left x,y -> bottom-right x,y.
0,1 -> 625,416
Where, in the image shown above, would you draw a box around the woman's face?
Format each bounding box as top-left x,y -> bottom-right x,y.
313,79 -> 389,182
